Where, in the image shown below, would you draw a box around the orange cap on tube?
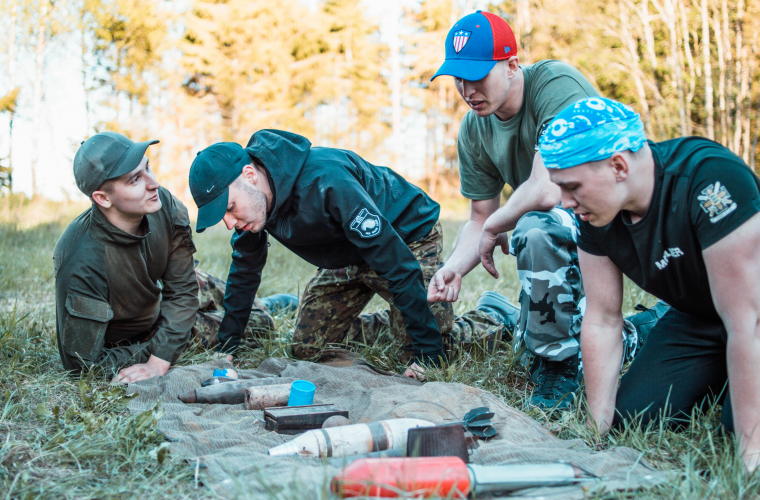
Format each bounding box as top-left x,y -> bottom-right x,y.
331,456 -> 471,498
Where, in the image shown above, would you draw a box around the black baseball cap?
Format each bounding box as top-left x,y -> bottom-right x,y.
73,131 -> 159,196
189,142 -> 251,232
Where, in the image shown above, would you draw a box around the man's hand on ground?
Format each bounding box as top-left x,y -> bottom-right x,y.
427,267 -> 462,302
116,355 -> 171,384
479,230 -> 509,279
403,362 -> 426,381
209,351 -> 235,363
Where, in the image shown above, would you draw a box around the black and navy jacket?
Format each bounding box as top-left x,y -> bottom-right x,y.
217,130 -> 443,363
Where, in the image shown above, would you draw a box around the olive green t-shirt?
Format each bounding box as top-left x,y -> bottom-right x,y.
457,60 -> 600,200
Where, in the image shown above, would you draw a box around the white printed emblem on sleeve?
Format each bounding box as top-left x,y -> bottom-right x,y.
350,208 -> 382,238
698,181 -> 737,223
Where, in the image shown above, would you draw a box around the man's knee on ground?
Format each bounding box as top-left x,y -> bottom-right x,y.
291,341 -> 321,360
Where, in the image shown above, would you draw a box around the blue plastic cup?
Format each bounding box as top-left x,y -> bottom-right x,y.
213,368 -> 235,378
288,380 -> 316,406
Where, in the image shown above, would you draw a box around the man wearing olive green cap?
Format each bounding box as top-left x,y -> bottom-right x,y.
54,132 -> 290,383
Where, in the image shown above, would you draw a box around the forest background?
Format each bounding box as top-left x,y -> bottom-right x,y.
2,2 -> 760,496
0,0 -> 759,206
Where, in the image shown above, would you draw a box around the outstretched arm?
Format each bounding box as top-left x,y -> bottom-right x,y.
578,249 -> 625,433
427,196 -> 501,303
217,230 -> 269,354
703,211 -> 760,473
480,152 -> 561,278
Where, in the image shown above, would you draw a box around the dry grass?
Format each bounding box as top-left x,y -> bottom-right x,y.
1,196 -> 758,499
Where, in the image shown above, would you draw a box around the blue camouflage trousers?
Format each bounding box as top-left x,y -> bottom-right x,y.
509,207 -> 584,362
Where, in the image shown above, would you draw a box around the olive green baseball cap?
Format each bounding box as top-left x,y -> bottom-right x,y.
73,131 -> 159,196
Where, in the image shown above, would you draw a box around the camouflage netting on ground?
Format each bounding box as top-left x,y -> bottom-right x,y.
127,350 -> 669,499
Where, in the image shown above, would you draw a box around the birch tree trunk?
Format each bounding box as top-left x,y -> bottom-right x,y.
713,0 -> 728,146
621,1 -> 653,136
639,0 -> 658,69
653,0 -> 688,136
8,0 -> 17,191
732,0 -> 744,155
80,5 -> 90,136
701,0 -> 714,139
679,0 -> 696,134
751,91 -> 759,169
740,41 -> 751,162
388,0 -> 401,162
721,0 -> 735,151
31,0 -> 51,198
516,0 -> 532,63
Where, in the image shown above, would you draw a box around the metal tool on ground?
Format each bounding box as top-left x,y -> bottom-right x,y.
201,376 -> 238,387
287,380 -> 315,406
406,423 -> 469,463
179,378 -> 297,404
462,407 -> 496,439
267,418 -> 435,458
331,456 -> 588,498
245,384 -> 293,410
264,404 -> 348,434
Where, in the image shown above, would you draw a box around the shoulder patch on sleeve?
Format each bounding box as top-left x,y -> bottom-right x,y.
349,208 -> 382,238
65,295 -> 113,322
698,181 -> 737,223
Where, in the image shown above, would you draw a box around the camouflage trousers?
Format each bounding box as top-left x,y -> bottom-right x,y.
292,222 -> 503,362
509,207 -> 584,362
191,268 -> 275,349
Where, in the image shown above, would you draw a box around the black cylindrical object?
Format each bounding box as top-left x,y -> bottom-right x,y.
406,423 -> 469,463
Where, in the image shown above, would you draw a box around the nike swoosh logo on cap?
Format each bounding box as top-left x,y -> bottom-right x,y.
206,185 -> 215,193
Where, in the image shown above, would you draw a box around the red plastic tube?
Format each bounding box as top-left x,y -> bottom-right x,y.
331,456 -> 471,498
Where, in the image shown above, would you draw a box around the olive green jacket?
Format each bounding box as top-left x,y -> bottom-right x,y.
53,187 -> 198,372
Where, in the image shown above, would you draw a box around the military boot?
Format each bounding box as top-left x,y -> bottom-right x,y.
260,293 -> 299,315
625,301 -> 670,352
528,353 -> 581,412
475,291 -> 520,339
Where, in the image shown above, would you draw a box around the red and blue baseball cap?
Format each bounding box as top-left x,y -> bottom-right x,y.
431,11 -> 517,82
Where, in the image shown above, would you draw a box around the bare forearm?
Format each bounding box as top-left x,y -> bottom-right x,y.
443,219 -> 487,276
726,331 -> 760,470
582,318 -> 624,433
483,180 -> 560,236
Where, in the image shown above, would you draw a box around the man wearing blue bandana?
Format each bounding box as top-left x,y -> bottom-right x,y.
430,11 -> 603,410
542,97 -> 760,473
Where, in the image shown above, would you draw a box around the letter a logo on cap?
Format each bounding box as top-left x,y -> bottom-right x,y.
453,30 -> 471,53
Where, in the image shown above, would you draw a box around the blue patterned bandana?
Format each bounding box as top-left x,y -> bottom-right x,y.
539,97 -> 647,169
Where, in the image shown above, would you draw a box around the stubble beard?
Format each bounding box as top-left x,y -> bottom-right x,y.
238,181 -> 268,230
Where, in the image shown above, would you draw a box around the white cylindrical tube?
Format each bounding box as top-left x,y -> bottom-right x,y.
244,384 -> 293,410
267,418 -> 434,458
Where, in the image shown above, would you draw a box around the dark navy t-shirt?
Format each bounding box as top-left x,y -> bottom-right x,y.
577,137 -> 760,321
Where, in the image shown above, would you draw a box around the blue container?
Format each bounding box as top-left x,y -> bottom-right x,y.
287,380 -> 316,406
213,368 -> 233,378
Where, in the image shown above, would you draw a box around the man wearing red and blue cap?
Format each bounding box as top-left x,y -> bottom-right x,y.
542,97 -> 760,473
428,11 -> 603,411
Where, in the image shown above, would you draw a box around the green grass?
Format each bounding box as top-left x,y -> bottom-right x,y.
1,195 -> 758,499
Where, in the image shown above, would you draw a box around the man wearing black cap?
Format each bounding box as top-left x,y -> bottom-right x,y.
189,130 -> 517,376
54,132 -> 284,383
429,11 -> 604,410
